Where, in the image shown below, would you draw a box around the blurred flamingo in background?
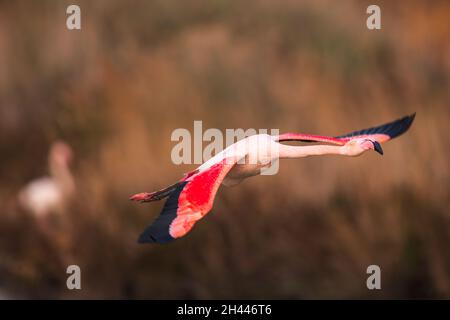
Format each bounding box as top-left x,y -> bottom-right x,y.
131,113 -> 415,244
18,141 -> 75,217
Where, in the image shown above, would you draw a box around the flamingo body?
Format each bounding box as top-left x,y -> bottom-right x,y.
19,177 -> 62,217
18,141 -> 75,218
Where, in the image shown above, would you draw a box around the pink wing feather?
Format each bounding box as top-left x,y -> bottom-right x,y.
138,157 -> 238,243
276,113 -> 415,145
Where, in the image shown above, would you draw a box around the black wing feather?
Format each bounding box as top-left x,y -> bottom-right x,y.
138,181 -> 188,244
335,113 -> 416,140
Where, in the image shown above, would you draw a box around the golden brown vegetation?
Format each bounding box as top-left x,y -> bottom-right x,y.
0,0 -> 449,298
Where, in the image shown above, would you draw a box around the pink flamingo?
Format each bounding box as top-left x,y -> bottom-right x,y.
131,113 -> 415,244
18,141 -> 75,217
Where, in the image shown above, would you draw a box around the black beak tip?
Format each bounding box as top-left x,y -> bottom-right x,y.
373,141 -> 383,155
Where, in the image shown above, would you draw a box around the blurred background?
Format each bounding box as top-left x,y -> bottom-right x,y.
0,0 -> 449,299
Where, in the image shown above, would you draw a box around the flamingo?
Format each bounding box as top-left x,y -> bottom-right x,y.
131,113 -> 415,244
18,141 -> 75,217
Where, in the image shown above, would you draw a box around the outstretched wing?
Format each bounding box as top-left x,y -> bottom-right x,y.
138,158 -> 238,244
276,113 -> 415,145
276,133 -> 346,145
335,113 -> 416,143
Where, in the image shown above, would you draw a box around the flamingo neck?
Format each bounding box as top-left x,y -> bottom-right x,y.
279,144 -> 344,158
49,160 -> 75,195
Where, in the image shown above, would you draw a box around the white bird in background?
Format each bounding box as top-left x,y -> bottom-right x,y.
18,141 -> 75,217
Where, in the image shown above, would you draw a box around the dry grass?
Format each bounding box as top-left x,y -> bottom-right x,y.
0,0 -> 449,298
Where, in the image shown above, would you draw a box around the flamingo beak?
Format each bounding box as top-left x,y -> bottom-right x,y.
372,141 -> 383,155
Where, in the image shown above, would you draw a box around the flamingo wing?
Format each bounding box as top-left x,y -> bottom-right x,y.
335,113 -> 416,143
276,133 -> 346,145
138,157 -> 238,244
276,113 -> 415,145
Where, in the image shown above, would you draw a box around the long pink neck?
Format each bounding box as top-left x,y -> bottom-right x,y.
278,144 -> 344,158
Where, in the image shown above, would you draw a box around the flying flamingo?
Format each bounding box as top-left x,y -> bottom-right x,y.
19,141 -> 75,217
131,113 -> 415,244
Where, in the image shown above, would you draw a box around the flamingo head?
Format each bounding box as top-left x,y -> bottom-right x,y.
344,138 -> 383,156
50,141 -> 73,166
